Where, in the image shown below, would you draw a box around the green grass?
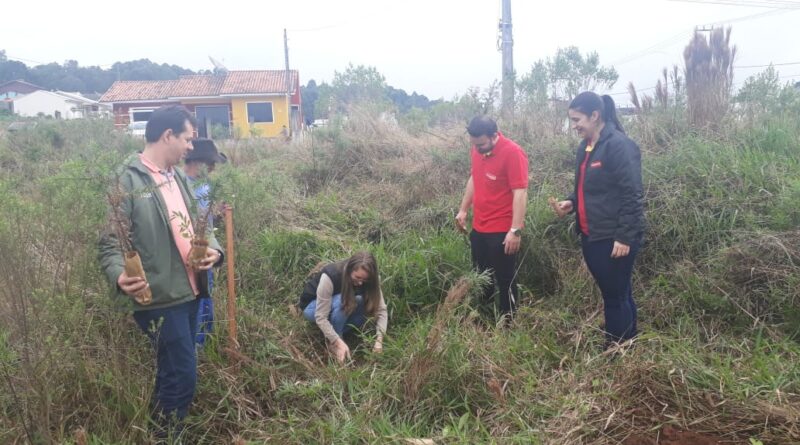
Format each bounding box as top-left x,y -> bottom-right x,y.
0,114 -> 798,444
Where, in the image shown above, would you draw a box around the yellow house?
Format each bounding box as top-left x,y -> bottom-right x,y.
101,70 -> 302,138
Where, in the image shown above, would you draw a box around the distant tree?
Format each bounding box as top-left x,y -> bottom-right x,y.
331,64 -> 389,107
736,65 -> 800,119
517,46 -> 618,104
0,52 -> 199,94
112,59 -> 195,82
426,82 -> 499,126
29,63 -> 70,90
319,64 -> 436,117
0,50 -> 30,83
388,86 -> 411,112
301,79 -> 319,123
387,86 -> 433,113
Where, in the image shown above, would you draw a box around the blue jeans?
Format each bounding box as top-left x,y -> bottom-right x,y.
196,271 -> 214,346
133,299 -> 199,428
303,293 -> 367,337
195,296 -> 213,346
581,237 -> 639,344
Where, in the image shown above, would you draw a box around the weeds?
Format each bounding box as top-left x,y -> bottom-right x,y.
0,106 -> 798,444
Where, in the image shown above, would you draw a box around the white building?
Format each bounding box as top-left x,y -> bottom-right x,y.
12,90 -> 110,119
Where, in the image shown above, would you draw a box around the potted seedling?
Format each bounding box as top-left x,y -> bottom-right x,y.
173,194 -> 215,271
107,184 -> 152,305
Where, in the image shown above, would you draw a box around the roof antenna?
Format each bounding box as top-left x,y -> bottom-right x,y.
208,56 -> 228,75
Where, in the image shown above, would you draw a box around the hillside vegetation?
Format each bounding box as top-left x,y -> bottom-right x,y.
1,47 -> 800,442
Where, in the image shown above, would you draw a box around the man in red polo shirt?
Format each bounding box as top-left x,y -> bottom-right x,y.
456,116 -> 529,322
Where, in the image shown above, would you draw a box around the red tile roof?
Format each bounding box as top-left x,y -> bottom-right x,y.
172,75 -> 227,98
101,80 -> 178,102
100,70 -> 298,102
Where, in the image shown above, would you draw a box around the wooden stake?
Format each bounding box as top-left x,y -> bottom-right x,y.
225,205 -> 238,350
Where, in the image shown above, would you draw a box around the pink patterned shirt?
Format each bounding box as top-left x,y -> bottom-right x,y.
139,154 -> 199,296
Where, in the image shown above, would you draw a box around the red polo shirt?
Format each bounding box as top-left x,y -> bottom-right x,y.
470,132 -> 529,233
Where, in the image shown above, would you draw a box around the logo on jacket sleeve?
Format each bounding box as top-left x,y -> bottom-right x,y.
590,161 -> 602,168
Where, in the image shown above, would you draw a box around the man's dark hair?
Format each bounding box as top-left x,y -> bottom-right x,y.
145,105 -> 198,143
466,116 -> 498,138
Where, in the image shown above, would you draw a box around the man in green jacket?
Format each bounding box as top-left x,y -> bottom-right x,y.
98,105 -> 224,438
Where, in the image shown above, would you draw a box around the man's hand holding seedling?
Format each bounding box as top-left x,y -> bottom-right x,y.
117,271 -> 148,297
194,248 -> 221,271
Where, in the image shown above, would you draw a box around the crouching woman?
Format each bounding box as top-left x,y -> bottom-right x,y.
298,251 -> 388,363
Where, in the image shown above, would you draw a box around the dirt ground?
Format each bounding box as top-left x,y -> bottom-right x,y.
623,425 -> 729,445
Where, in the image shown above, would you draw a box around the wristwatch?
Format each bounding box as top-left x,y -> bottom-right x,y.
510,227 -> 521,237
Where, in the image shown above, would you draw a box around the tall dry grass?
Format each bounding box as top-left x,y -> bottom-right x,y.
0,101 -> 798,443
684,27 -> 736,131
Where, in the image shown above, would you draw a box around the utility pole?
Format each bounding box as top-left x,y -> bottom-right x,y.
499,0 -> 514,116
284,28 -> 293,134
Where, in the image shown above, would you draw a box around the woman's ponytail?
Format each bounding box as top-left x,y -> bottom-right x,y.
601,95 -> 625,134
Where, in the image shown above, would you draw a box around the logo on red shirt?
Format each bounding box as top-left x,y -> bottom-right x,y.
485,172 -> 497,180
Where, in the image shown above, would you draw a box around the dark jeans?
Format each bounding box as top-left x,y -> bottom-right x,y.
195,296 -> 214,346
196,270 -> 214,346
581,237 -> 639,343
133,298 -> 199,431
470,230 -> 519,316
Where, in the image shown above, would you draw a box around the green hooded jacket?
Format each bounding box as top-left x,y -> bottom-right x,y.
98,154 -> 224,311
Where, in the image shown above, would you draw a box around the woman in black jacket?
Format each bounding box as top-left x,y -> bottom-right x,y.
297,252 -> 388,363
552,92 -> 645,348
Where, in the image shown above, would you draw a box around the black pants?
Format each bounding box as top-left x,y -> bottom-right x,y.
581,237 -> 639,343
470,230 -> 519,315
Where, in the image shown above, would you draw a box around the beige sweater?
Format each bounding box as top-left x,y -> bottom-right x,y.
314,273 -> 388,343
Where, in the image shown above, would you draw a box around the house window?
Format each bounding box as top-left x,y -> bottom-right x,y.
130,108 -> 155,122
246,102 -> 273,123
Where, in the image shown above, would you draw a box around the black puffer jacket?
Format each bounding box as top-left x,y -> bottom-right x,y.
298,262 -> 344,309
566,124 -> 645,245
298,261 -> 366,309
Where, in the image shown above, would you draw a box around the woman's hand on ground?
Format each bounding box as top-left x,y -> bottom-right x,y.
373,338 -> 383,353
331,338 -> 351,364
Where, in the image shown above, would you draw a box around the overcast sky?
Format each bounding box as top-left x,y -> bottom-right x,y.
2,0 -> 798,102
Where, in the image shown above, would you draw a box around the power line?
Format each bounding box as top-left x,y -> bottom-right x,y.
607,85 -> 658,97
607,71 -> 800,99
670,0 -> 800,8
611,31 -> 693,66
610,8 -> 788,67
4,54 -> 121,68
4,54 -> 48,65
669,0 -> 800,8
734,61 -> 800,68
286,24 -> 342,33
